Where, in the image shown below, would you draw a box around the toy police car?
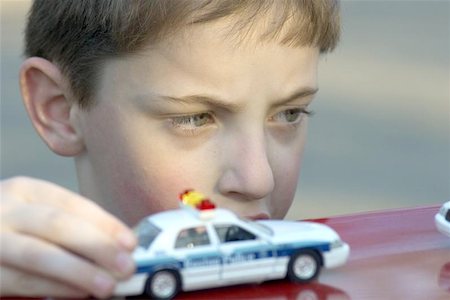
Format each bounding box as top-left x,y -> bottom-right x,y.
115,191 -> 350,299
435,201 -> 450,237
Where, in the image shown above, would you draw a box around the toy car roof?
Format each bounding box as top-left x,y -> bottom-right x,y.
145,207 -> 239,229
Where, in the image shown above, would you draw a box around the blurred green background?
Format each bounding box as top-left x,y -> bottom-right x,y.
1,0 -> 449,220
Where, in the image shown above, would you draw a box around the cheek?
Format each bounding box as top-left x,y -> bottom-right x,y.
273,150 -> 303,192
270,126 -> 307,218
270,154 -> 303,219
114,178 -> 180,225
111,143 -> 217,224
79,111 -> 185,224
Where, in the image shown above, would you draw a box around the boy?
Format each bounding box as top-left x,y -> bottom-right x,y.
0,0 -> 340,298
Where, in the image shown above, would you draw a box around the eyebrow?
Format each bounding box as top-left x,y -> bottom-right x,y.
158,87 -> 319,112
272,87 -> 319,107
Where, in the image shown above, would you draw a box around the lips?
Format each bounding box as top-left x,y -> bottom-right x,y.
245,213 -> 270,220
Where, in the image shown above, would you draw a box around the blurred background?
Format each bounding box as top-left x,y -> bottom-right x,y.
1,0 -> 449,220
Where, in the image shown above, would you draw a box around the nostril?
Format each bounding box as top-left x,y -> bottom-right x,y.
222,191 -> 257,202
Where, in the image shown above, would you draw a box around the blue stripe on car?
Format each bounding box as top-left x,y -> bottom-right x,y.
135,241 -> 330,274
136,257 -> 182,273
276,241 -> 330,256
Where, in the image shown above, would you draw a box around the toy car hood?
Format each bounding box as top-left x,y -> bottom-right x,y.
258,220 -> 341,242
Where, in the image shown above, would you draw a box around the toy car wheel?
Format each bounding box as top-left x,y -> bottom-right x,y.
145,270 -> 180,299
287,250 -> 321,282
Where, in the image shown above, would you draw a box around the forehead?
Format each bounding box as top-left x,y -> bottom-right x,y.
93,11 -> 321,112
124,25 -> 318,96
153,9 -> 311,53
97,18 -> 319,109
142,15 -> 320,73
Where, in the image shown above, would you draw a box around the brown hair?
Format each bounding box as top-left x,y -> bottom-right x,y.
25,0 -> 340,109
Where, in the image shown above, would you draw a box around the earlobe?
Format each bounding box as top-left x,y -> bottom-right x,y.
19,57 -> 85,156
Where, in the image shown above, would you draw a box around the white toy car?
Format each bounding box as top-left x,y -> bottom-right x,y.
115,191 -> 350,299
435,201 -> 450,237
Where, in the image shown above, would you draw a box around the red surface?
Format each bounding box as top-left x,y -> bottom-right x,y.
2,205 -> 449,299
174,206 -> 450,300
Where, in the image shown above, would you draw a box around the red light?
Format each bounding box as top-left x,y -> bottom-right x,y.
196,199 -> 216,210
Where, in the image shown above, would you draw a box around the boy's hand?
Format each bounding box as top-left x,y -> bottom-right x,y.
0,177 -> 137,298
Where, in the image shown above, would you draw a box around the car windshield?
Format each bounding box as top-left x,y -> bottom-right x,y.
240,218 -> 274,236
134,219 -> 161,249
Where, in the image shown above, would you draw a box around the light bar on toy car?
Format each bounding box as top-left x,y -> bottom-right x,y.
179,189 -> 216,219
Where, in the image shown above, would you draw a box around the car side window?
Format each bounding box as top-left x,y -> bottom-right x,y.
175,226 -> 210,249
214,224 -> 256,243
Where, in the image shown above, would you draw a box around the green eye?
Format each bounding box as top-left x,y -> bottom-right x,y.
172,113 -> 214,128
272,108 -> 310,123
283,109 -> 301,122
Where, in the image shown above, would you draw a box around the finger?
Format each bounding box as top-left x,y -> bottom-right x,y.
2,203 -> 135,279
1,231 -> 118,299
0,265 -> 88,298
2,177 -> 136,250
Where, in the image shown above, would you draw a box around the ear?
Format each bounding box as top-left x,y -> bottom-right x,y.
19,57 -> 85,156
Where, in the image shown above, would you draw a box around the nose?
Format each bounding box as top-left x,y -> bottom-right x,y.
217,130 -> 275,201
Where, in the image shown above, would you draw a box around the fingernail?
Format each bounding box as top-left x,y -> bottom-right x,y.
94,273 -> 115,297
116,251 -> 135,274
117,231 -> 137,250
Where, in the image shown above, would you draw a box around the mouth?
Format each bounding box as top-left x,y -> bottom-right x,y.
244,213 -> 270,220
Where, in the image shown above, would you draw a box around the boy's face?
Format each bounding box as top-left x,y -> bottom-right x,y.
74,19 -> 319,225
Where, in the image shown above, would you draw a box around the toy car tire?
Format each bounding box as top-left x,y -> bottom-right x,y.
145,269 -> 181,299
287,250 -> 321,283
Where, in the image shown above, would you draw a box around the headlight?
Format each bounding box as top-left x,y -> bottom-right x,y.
330,239 -> 344,249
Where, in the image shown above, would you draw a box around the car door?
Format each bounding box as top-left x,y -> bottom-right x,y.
213,224 -> 275,283
173,225 -> 221,290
